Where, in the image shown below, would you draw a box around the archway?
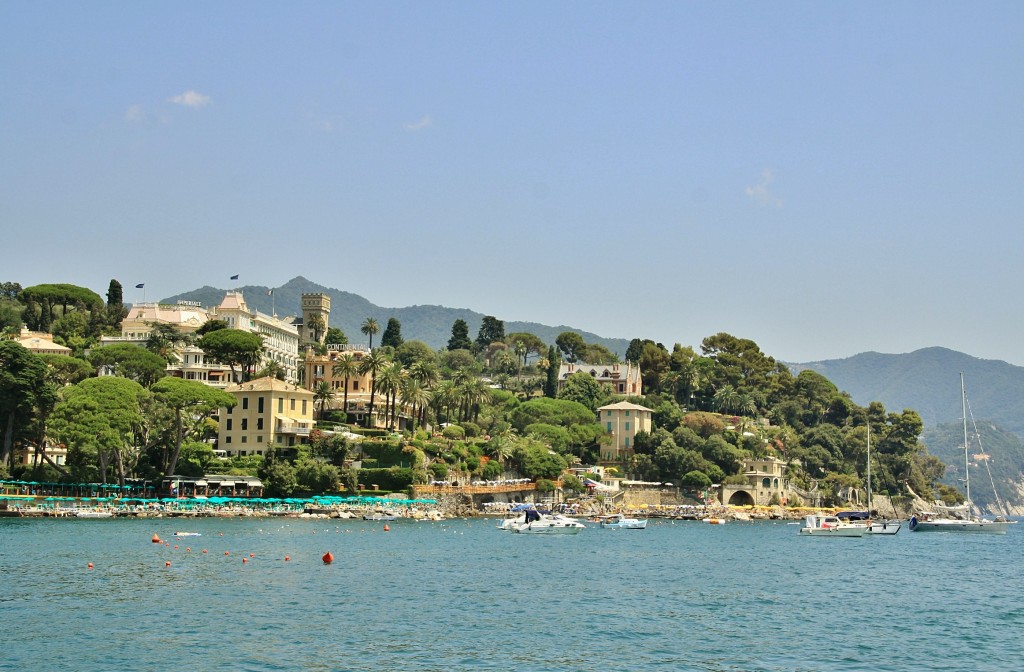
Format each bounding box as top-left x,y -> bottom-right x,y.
727,490 -> 755,507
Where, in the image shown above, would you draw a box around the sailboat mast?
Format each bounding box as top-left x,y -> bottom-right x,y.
961,372 -> 971,506
866,425 -> 872,512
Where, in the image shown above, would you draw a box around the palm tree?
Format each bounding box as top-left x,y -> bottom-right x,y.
376,362 -> 405,430
306,314 -> 326,344
400,378 -> 432,432
331,352 -> 358,413
361,317 -> 380,350
357,349 -> 390,428
313,380 -> 335,421
431,379 -> 458,425
408,359 -> 439,390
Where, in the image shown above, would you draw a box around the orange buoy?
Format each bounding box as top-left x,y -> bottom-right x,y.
322,551 -> 334,564
202,549 -> 208,554
383,524 -> 390,532
284,555 -> 290,562
242,557 -> 248,564
185,548 -> 191,552
164,561 -> 171,567
87,562 -> 94,569
224,551 -> 230,556
174,545 -> 179,549
249,553 -> 255,558
151,534 -> 161,543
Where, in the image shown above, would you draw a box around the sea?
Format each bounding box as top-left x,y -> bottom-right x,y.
1,516 -> 1021,672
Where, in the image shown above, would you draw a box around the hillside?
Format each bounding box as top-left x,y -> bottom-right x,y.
160,276 -> 632,356
792,347 -> 1024,436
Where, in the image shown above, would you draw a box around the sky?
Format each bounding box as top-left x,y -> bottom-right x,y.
3,2 -> 1024,364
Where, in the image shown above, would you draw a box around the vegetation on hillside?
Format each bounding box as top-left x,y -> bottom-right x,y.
4,276 -> 1015,512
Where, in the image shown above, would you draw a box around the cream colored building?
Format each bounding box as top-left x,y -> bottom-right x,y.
719,456 -> 792,507
298,293 -> 331,348
218,377 -> 316,457
303,344 -> 385,425
210,292 -> 301,383
17,327 -> 72,355
98,301 -> 234,386
597,401 -> 653,462
558,362 -> 642,396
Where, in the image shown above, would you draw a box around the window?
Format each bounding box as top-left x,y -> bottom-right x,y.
607,422 -> 612,432
226,419 -> 232,431
241,436 -> 247,444
242,397 -> 249,410
606,411 -> 612,417
624,436 -> 630,447
302,400 -> 307,415
290,399 -> 296,411
258,396 -> 264,413
257,418 -> 264,430
225,436 -> 232,444
226,405 -> 233,415
625,422 -> 630,432
278,398 -> 283,413
625,411 -> 630,417
241,419 -> 248,430
256,436 -> 262,444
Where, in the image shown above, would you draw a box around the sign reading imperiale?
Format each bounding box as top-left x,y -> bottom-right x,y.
176,300 -> 203,307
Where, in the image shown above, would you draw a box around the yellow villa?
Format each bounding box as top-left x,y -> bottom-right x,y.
218,377 -> 316,457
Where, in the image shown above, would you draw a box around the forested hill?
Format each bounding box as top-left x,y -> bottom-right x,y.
161,276 -> 632,356
792,347 -> 1024,437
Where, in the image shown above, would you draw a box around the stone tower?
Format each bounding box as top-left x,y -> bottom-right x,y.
300,293 -> 331,347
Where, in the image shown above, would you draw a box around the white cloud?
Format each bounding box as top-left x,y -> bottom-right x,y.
125,104 -> 145,122
745,169 -> 783,208
403,115 -> 433,131
168,90 -> 211,109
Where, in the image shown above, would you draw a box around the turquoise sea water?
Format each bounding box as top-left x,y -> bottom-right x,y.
1,517 -> 1021,672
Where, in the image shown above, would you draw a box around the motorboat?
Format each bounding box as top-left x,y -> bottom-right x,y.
798,514 -> 867,537
598,513 -> 647,529
512,510 -> 585,534
75,510 -> 113,519
836,510 -> 901,536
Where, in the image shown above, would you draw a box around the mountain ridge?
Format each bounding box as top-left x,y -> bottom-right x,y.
160,275 -> 633,357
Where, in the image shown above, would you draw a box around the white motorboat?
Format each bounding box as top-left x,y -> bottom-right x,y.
798,514 -> 867,537
512,510 -> 585,534
75,510 -> 113,519
598,513 -> 647,529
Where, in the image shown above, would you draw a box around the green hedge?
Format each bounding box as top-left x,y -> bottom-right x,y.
357,467 -> 414,492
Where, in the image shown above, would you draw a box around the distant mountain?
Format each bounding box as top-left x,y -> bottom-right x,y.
160,276 -> 632,356
792,347 -> 1024,436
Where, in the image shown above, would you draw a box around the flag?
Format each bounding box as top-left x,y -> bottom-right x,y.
267,289 -> 274,296
230,274 -> 239,280
135,283 -> 145,289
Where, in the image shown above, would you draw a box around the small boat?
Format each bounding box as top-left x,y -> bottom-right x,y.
837,425 -> 901,535
75,510 -> 113,519
798,514 -> 867,537
512,510 -> 585,535
599,513 -> 647,529
174,531 -> 202,537
363,513 -> 398,521
703,517 -> 726,525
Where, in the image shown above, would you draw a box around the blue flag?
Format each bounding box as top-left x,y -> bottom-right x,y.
135,283 -> 145,289
230,274 -> 239,280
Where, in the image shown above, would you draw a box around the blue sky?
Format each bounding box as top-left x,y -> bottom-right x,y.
3,3 -> 1023,364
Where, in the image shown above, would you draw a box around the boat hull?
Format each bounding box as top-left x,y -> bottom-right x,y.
866,521 -> 901,535
909,516 -> 1007,534
799,526 -> 866,537
513,523 -> 583,534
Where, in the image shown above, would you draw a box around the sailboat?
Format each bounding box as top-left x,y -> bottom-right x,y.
909,373 -> 1008,534
836,426 -> 901,535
